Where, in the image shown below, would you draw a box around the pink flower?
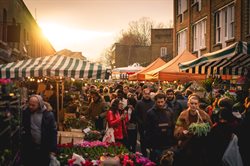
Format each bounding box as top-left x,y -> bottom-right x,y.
0,79 -> 11,85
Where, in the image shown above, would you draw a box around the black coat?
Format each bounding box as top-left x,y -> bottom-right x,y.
22,108 -> 57,153
135,98 -> 154,128
145,106 -> 174,149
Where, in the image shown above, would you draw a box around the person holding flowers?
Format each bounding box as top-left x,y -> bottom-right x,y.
174,94 -> 212,166
106,99 -> 128,145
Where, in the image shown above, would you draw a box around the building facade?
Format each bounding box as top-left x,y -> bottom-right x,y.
113,44 -> 151,68
113,28 -> 173,68
173,0 -> 250,57
0,0 -> 55,63
151,28 -> 173,61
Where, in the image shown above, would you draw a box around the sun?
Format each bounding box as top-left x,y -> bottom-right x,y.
38,22 -> 113,51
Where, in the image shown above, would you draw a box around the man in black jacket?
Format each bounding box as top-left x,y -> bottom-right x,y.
145,93 -> 174,164
135,88 -> 154,156
166,88 -> 183,124
21,95 -> 57,166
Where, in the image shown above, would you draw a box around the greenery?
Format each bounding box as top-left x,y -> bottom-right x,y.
84,130 -> 102,141
188,122 -> 211,137
201,78 -> 213,93
0,149 -> 12,165
223,91 -> 236,102
63,117 -> 93,130
57,144 -> 129,165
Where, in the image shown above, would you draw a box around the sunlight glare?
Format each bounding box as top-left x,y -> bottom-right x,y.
38,22 -> 113,51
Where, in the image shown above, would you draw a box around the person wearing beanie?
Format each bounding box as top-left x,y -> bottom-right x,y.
21,95 -> 57,166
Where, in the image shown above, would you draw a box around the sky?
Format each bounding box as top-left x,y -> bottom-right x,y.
23,0 -> 173,62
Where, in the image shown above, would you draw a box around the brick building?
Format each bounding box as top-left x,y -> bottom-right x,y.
113,28 -> 173,68
112,44 -> 151,68
151,28 -> 173,62
0,0 -> 55,63
173,0 -> 250,57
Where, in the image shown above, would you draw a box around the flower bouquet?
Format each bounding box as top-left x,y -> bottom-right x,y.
84,130 -> 102,141
57,141 -> 155,166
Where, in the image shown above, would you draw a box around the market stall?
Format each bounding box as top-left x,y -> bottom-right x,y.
144,50 -> 206,82
112,63 -> 144,79
128,57 -> 166,81
179,41 -> 250,77
0,54 -> 109,125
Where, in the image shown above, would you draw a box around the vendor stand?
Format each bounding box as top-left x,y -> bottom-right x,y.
0,54 -> 109,125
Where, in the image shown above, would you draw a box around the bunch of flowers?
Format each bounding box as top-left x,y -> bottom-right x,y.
119,152 -> 156,166
0,79 -> 11,85
83,130 -> 102,141
57,141 -> 128,165
57,141 -> 155,166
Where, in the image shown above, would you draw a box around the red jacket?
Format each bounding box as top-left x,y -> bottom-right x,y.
106,110 -> 128,140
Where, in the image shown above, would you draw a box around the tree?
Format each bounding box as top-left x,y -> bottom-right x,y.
117,17 -> 166,46
96,46 -> 115,69
100,17 -> 168,67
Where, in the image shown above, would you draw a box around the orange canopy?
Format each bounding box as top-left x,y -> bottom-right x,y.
145,50 -> 206,82
128,57 -> 166,81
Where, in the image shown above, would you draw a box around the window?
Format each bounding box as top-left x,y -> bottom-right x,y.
192,0 -> 202,11
228,5 -> 234,38
177,29 -> 187,55
215,12 -> 221,43
215,5 -> 235,45
160,47 -> 167,57
178,0 -> 187,15
193,19 -> 206,54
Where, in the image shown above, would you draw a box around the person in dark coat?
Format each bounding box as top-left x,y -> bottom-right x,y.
237,98 -> 250,166
207,107 -> 239,166
145,93 -> 175,164
125,95 -> 138,152
21,95 -> 57,166
85,90 -> 107,131
166,88 -> 183,124
134,88 -> 154,156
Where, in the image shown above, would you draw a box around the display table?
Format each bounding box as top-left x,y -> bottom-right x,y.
57,141 -> 156,166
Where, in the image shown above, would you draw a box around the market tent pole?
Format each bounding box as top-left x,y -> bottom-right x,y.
61,80 -> 64,115
56,80 -> 60,125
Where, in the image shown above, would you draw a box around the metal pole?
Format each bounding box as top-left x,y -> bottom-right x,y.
56,81 -> 59,125
61,80 -> 64,112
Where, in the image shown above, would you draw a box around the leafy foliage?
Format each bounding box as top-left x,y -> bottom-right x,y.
188,122 -> 211,137
63,117 -> 93,130
84,130 -> 102,141
201,78 -> 213,93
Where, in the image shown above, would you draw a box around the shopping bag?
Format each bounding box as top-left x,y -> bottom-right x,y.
49,155 -> 60,166
102,124 -> 115,143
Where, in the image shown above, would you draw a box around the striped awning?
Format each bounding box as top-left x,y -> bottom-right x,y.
179,41 -> 250,76
0,55 -> 108,79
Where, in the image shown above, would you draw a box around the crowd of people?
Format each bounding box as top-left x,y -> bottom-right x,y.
20,81 -> 250,166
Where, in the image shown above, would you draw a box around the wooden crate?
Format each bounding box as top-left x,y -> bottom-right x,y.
58,131 -> 84,144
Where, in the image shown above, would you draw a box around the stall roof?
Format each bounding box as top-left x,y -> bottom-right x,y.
112,63 -> 144,73
128,57 -> 166,81
0,54 -> 108,79
143,50 -> 206,82
179,41 -> 250,76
